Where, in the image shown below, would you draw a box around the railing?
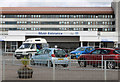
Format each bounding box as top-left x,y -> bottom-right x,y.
2,55 -> 120,80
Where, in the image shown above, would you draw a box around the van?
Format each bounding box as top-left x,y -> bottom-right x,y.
14,38 -> 49,59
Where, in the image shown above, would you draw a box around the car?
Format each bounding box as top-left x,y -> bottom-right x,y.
78,48 -> 120,69
70,47 -> 94,59
14,38 -> 48,59
30,48 -> 69,67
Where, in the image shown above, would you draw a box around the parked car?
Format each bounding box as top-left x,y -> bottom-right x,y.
30,48 -> 69,67
70,47 -> 94,59
14,38 -> 49,59
78,48 -> 120,69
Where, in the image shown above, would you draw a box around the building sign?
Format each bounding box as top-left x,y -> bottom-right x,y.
8,31 -> 80,36
38,32 -> 63,35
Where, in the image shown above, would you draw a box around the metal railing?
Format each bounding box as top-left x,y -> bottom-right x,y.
2,58 -> 119,80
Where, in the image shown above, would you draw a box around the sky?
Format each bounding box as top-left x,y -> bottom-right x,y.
0,0 -> 115,7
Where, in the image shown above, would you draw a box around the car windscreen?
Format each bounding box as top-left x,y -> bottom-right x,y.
54,49 -> 66,57
76,47 -> 85,51
19,43 -> 31,49
113,50 -> 120,54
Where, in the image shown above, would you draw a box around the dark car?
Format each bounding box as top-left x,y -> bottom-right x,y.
78,48 -> 120,69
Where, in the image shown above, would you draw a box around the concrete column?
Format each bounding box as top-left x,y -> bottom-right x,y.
81,41 -> 83,47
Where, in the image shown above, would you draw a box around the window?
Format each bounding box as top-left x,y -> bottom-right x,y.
91,50 -> 101,54
88,22 -> 90,25
113,50 -> 120,54
44,49 -> 51,54
89,47 -> 94,51
83,28 -> 88,31
101,50 -> 110,54
31,44 -> 35,49
98,28 -> 102,31
85,48 -> 89,52
54,50 -> 66,57
5,21 -> 17,24
112,28 -> 115,31
38,49 -> 45,55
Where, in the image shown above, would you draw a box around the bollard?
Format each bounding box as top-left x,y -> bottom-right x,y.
53,59 -> 55,80
104,60 -> 107,80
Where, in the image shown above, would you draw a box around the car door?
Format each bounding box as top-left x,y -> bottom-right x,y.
101,49 -> 111,60
35,49 -> 45,64
88,49 -> 102,65
42,49 -> 51,64
30,44 -> 36,57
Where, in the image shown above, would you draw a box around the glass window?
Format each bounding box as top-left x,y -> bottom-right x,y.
54,49 -> 66,57
105,22 -> 107,25
110,22 -> 112,25
111,15 -> 113,18
44,49 -> 51,54
19,43 -> 31,49
112,28 -> 115,31
83,28 -> 88,31
88,22 -> 90,25
38,49 -> 45,55
96,15 -> 98,18
73,22 -> 76,25
31,44 -> 35,49
113,50 -> 120,54
101,50 -> 110,54
98,22 -> 102,25
102,22 -> 105,25
98,28 -> 103,31
91,49 -> 101,54
89,47 -> 94,51
105,15 -> 108,18
67,15 -> 69,18
83,22 -> 88,25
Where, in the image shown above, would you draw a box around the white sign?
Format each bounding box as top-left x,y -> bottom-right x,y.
8,31 -> 80,36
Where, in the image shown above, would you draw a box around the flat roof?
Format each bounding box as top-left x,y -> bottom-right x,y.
0,7 -> 114,14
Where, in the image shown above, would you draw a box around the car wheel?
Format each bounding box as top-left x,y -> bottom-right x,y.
62,64 -> 68,67
107,61 -> 115,69
30,59 -> 35,65
78,59 -> 86,67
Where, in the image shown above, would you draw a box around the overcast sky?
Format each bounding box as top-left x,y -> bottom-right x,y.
0,0 -> 114,7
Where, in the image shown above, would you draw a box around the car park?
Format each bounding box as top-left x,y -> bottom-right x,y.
78,48 -> 120,69
30,48 -> 69,67
70,47 -> 94,59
